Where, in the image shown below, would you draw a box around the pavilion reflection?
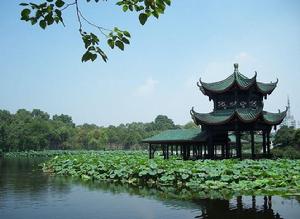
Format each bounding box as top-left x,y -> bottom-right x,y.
75,180 -> 288,219
193,196 -> 281,219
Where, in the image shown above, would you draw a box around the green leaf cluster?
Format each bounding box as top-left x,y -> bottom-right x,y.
20,0 -> 64,29
81,32 -> 108,62
43,152 -> 300,199
19,0 -> 171,62
107,27 -> 131,50
116,0 -> 172,25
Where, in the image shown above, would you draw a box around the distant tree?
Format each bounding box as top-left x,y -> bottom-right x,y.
19,0 -> 171,62
0,110 -> 12,152
0,108 -> 188,151
183,121 -> 198,129
293,129 -> 300,149
154,115 -> 176,130
31,109 -> 50,120
53,114 -> 75,127
274,126 -> 295,147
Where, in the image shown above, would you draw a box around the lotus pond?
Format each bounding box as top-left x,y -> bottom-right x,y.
42,151 -> 300,199
1,152 -> 300,219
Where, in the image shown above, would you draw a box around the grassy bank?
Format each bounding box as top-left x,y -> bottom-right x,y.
42,151 -> 300,199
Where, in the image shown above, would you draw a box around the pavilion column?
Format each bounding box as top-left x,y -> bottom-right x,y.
208,133 -> 213,159
176,145 -> 178,155
180,145 -> 183,156
163,144 -> 167,159
166,145 -> 169,159
149,144 -> 152,159
225,140 -> 230,158
236,131 -> 242,159
221,144 -> 225,158
251,130 -> 255,159
182,145 -> 186,160
266,131 -> 271,157
262,131 -> 266,157
171,145 -> 174,156
187,145 -> 191,159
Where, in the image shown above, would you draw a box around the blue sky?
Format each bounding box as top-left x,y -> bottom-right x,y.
0,0 -> 300,126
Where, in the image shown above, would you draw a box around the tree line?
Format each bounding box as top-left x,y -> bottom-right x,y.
0,108 -> 196,152
272,125 -> 300,158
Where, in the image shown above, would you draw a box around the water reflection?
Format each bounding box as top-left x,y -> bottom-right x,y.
67,179 -> 300,219
0,158 -> 299,219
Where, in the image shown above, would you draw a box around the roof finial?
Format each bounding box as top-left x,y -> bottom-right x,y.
234,63 -> 239,72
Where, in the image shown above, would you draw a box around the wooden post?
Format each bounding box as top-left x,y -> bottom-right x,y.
251,130 -> 255,159
225,140 -> 230,158
200,145 -> 203,159
187,145 -> 190,159
262,131 -> 266,157
171,145 -> 174,156
208,133 -> 214,159
221,144 -> 225,158
149,144 -> 152,159
236,131 -> 242,159
176,145 -> 178,155
267,132 -> 270,156
166,145 -> 169,159
180,145 -> 183,156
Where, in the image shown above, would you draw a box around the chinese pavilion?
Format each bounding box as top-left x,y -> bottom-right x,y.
142,64 -> 287,160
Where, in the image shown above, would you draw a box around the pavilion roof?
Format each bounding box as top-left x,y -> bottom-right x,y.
191,107 -> 287,126
198,63 -> 278,96
142,129 -> 208,144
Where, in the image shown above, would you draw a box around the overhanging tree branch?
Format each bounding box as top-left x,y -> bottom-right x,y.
20,0 -> 172,62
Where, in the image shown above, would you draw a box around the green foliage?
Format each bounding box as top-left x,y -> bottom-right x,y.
183,121 -> 198,129
43,152 -> 300,199
0,108 -> 178,152
274,126 -> 295,147
19,0 -> 171,62
272,146 -> 300,159
272,126 -> 300,158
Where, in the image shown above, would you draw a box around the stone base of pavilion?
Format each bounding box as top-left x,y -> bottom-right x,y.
142,129 -> 272,160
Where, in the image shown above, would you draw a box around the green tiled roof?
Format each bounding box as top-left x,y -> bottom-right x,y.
142,129 -> 207,144
197,64 -> 277,95
191,107 -> 287,126
262,109 -> 287,125
257,81 -> 278,94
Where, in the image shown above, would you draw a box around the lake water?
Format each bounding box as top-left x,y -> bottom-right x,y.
0,158 -> 299,219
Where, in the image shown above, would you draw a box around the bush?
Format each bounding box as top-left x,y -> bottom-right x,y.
272,146 -> 300,159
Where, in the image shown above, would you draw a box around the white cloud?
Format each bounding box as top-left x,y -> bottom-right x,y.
134,78 -> 158,97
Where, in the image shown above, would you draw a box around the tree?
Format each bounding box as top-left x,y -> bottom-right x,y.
154,115 -> 176,130
294,129 -> 300,149
183,121 -> 198,129
53,114 -> 75,127
273,126 -> 295,147
20,0 -> 171,62
0,110 -> 12,152
32,109 -> 50,120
